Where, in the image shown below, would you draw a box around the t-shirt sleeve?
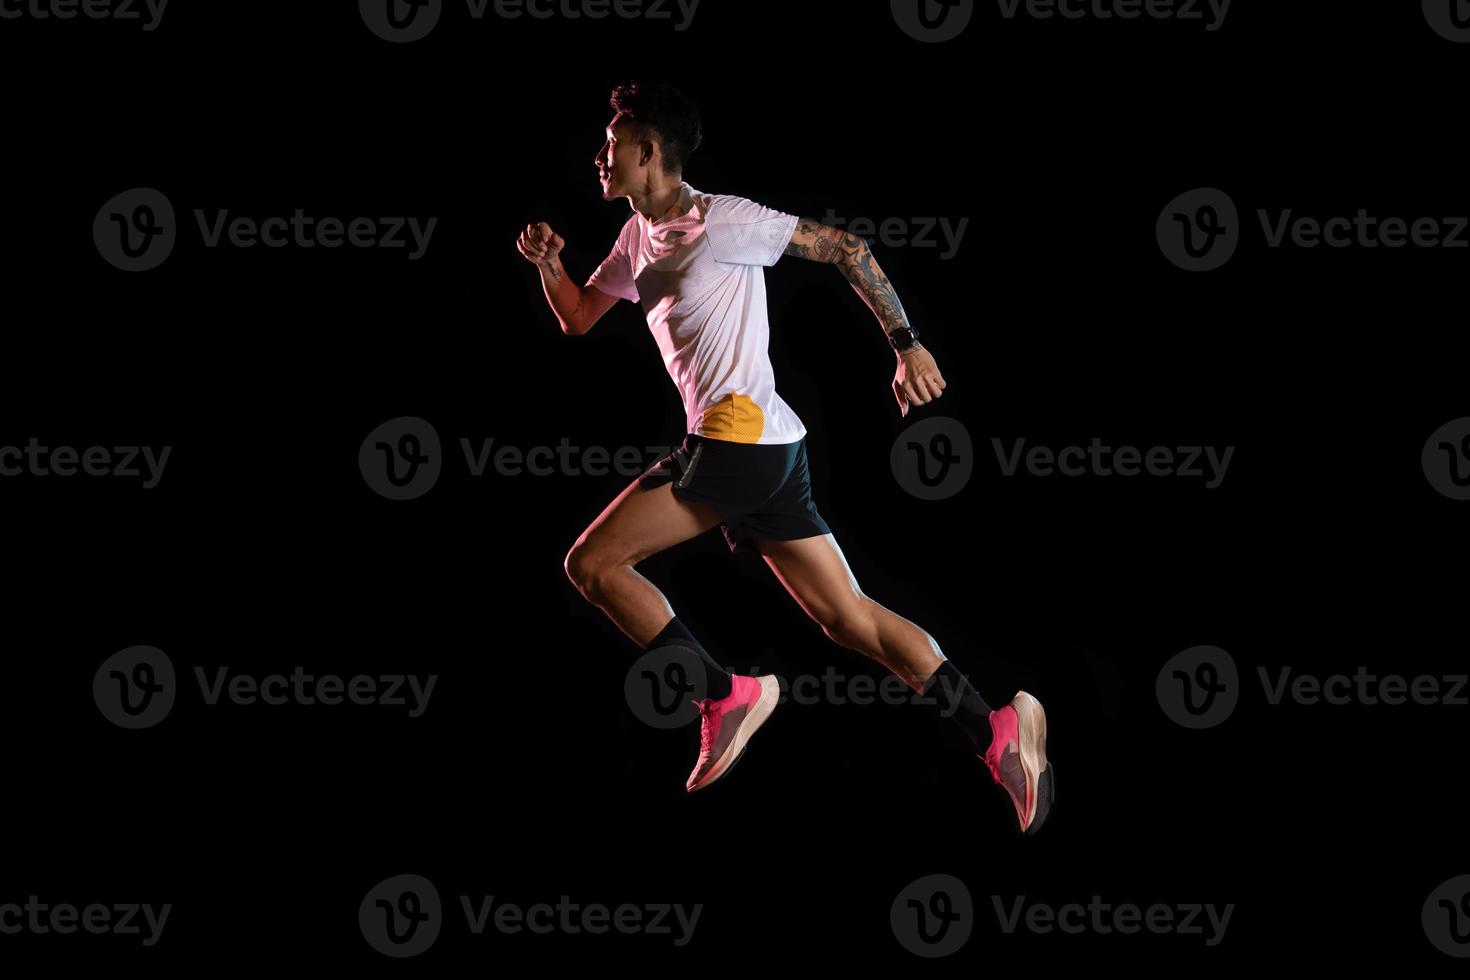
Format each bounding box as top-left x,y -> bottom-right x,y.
705,194 -> 800,267
585,223 -> 640,303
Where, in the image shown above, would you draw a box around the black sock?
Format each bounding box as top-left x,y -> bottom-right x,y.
646,616 -> 733,701
919,660 -> 994,754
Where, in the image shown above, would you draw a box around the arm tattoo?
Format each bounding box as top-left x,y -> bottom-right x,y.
543,257 -> 564,283
837,237 -> 910,338
784,218 -> 911,340
784,218 -> 851,263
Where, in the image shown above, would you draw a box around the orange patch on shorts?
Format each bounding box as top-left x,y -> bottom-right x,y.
697,393 -> 766,443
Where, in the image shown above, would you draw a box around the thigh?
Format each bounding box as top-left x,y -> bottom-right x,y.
573,475 -> 726,565
754,532 -> 867,625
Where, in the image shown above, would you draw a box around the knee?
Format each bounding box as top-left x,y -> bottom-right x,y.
563,541 -> 598,594
820,595 -> 875,649
564,541 -> 619,598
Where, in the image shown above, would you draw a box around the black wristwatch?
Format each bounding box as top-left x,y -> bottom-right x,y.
888,326 -> 920,353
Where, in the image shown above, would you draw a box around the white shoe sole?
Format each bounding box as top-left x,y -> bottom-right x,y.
1010,690 -> 1051,832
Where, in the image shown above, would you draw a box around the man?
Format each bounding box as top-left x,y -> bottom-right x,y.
516,80 -> 1054,835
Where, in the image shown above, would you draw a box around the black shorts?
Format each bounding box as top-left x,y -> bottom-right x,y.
638,432 -> 832,555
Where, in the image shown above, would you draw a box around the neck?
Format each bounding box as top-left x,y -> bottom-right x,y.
630,176 -> 686,223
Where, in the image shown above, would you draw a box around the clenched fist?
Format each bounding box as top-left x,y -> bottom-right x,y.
893,345 -> 946,417
517,221 -> 565,264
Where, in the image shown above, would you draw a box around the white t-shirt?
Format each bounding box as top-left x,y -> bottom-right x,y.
586,181 -> 806,445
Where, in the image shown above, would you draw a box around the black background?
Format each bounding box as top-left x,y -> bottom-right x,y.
2,0 -> 1467,970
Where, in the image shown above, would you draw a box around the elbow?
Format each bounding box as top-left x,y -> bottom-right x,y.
836,232 -> 869,268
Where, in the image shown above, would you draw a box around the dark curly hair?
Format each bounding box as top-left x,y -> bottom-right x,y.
609,80 -> 703,175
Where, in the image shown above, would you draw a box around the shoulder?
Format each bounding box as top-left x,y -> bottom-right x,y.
703,191 -> 776,221
705,193 -> 798,241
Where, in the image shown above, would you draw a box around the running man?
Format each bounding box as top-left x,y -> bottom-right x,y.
517,80 -> 1053,834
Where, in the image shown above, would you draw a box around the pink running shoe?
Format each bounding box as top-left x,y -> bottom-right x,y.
983,691 -> 1055,835
686,673 -> 781,793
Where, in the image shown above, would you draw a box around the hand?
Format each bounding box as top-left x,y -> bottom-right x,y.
892,344 -> 945,417
517,221 -> 565,265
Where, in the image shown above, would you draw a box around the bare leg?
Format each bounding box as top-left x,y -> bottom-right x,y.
564,478 -> 726,647
756,534 -> 1056,834
754,533 -> 945,692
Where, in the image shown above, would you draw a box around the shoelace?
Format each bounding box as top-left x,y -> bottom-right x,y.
983,741 -> 1011,785
692,698 -> 721,755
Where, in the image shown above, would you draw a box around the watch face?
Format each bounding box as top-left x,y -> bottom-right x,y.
892,328 -> 916,349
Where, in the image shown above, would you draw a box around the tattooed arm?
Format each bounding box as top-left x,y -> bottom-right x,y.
517,220 -> 619,335
783,217 -> 947,417
784,217 -> 915,345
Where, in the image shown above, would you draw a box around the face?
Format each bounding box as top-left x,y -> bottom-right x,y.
594,113 -> 645,200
